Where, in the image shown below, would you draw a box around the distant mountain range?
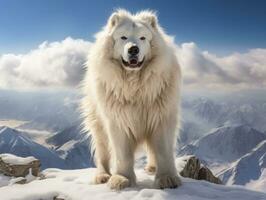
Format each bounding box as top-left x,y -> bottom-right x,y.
0,126 -> 66,169
0,90 -> 80,131
178,125 -> 266,162
179,97 -> 266,147
182,97 -> 266,133
1,90 -> 266,136
0,125 -> 93,169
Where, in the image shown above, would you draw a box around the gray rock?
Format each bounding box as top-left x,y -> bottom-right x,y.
180,156 -> 222,184
0,154 -> 40,177
53,197 -> 65,200
180,156 -> 201,179
198,166 -> 222,184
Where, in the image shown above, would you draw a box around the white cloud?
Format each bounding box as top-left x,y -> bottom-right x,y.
177,43 -> 266,90
0,38 -> 265,91
0,37 -> 91,90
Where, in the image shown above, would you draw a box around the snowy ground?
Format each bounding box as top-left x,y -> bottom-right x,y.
0,168 -> 266,200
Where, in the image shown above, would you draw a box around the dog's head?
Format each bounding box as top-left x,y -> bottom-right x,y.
106,10 -> 158,71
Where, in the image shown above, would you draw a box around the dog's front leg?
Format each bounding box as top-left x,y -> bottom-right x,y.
107,121 -> 136,190
148,122 -> 182,189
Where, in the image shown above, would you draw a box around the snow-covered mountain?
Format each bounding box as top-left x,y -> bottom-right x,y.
178,120 -> 210,148
178,125 -> 266,163
46,125 -> 84,147
182,97 -> 266,134
0,126 -> 66,169
191,98 -> 222,122
46,125 -> 94,169
219,140 -> 266,186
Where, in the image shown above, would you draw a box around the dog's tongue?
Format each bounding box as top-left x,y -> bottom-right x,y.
129,58 -> 138,65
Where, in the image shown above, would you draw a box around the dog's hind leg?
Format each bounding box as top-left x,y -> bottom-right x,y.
144,142 -> 156,175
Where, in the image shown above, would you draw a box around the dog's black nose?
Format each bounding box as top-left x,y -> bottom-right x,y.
128,45 -> 139,56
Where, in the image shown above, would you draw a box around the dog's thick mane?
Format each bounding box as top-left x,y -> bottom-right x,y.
83,9 -> 180,105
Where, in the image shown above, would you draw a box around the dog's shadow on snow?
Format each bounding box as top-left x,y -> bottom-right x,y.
123,171 -> 158,192
136,178 -> 154,190
112,178 -> 155,194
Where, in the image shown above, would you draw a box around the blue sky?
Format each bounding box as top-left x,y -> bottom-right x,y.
0,0 -> 266,55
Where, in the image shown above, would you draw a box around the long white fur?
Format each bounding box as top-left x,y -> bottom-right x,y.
80,9 -> 182,190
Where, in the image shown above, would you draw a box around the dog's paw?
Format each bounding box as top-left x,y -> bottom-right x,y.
107,174 -> 130,190
144,165 -> 156,175
94,173 -> 111,184
154,174 -> 182,189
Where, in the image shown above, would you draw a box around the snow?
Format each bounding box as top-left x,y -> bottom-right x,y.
24,168 -> 38,183
0,169 -> 38,187
0,153 -> 36,165
246,169 -> 266,192
8,177 -> 26,185
0,167 -> 266,200
0,174 -> 11,187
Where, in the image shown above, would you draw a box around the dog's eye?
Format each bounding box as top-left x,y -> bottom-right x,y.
121,36 -> 127,40
140,37 -> 146,40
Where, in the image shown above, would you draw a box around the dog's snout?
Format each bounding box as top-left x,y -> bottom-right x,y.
128,45 -> 139,56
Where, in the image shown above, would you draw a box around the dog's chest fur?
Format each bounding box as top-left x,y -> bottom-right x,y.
97,69 -> 176,140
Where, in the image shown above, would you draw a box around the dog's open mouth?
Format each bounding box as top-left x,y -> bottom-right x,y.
121,57 -> 144,69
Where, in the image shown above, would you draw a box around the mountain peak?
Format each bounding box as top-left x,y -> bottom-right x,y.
0,126 -> 28,142
0,127 -> 66,169
179,125 -> 266,163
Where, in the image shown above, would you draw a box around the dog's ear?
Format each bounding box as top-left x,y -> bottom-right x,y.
147,15 -> 158,29
107,13 -> 120,29
139,11 -> 158,29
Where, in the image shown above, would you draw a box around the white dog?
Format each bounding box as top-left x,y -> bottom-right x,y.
81,9 -> 182,190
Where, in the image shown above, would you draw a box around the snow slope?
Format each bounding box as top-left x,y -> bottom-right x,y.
0,167 -> 266,200
219,140 -> 266,186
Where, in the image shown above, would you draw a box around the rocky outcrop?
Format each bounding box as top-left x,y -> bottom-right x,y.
180,156 -> 201,179
180,156 -> 222,184
198,166 -> 222,184
0,154 -> 40,177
